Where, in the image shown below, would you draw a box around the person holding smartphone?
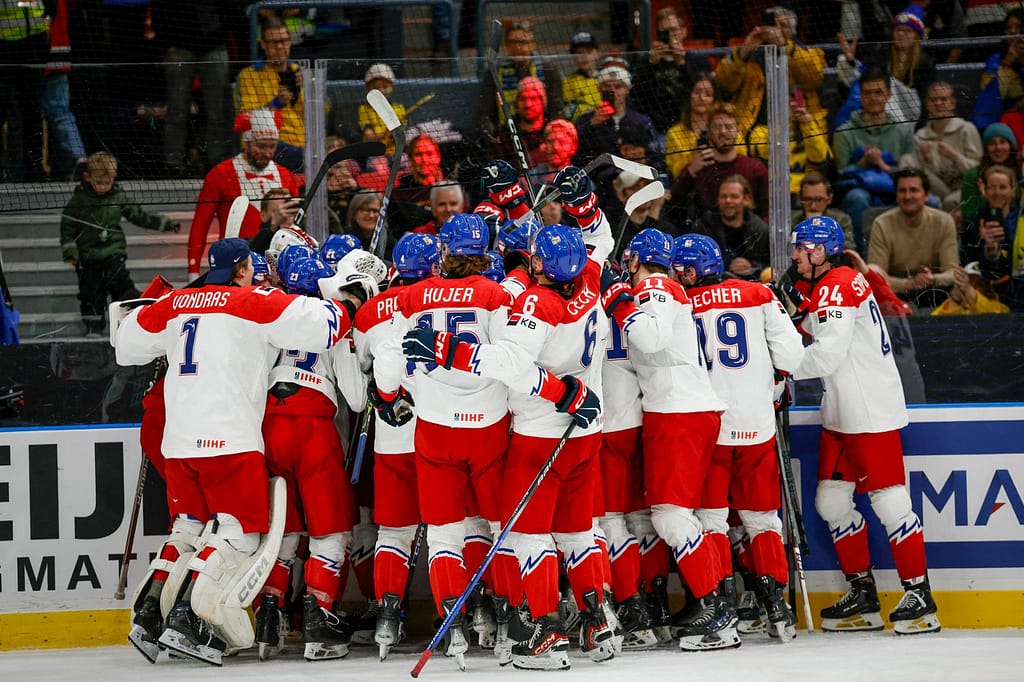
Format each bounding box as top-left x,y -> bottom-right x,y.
958,164 -> 1022,308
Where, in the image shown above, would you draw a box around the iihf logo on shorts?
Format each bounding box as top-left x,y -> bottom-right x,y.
454,412 -> 485,423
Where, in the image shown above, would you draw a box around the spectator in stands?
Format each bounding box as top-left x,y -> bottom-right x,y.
390,133 -> 444,235
250,187 -> 300,255
326,152 -> 361,234
836,5 -> 935,126
531,118 -> 579,186
668,102 -> 770,220
664,72 -> 723,179
629,7 -> 709,136
562,31 -> 602,122
715,7 -> 828,140
959,122 -> 1019,225
344,190 -> 389,258
493,76 -> 548,166
746,86 -> 833,196
611,172 -> 675,261
834,68 -> 917,252
237,17 -> 305,173
932,262 -> 1011,314
537,185 -> 563,226
0,0 -> 48,181
899,81 -> 982,211
359,63 -> 407,156
868,168 -> 959,307
151,0 -> 234,177
478,21 -> 562,137
959,163 -> 1023,307
60,152 -> 179,337
972,9 -> 1024,131
42,0 -> 86,180
187,110 -> 299,279
412,181 -> 464,236
574,64 -> 657,166
696,174 -> 771,280
792,172 -> 857,252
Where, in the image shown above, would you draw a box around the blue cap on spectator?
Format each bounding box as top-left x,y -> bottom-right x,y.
982,122 -> 1017,150
208,238 -> 251,284
570,32 -> 598,52
892,5 -> 926,38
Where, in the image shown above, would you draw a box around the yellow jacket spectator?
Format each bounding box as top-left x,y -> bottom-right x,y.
932,264 -> 1010,315
562,32 -> 601,122
746,102 -> 832,195
664,73 -> 727,178
358,63 -> 408,156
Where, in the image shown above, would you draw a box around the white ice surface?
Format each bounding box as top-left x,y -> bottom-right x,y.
2,630 -> 1021,682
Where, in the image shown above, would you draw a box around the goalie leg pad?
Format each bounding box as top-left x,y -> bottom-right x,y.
189,477 -> 287,650
131,514 -> 204,617
160,518 -> 213,618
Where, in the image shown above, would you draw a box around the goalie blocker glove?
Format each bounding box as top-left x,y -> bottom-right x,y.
367,380 -> 415,428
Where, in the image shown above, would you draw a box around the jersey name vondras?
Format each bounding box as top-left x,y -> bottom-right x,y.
172,290 -> 231,309
420,286 -> 475,305
566,282 -> 598,317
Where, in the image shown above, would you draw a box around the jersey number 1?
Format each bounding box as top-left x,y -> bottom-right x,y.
179,317 -> 200,375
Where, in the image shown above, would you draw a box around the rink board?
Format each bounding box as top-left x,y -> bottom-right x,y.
1,406 -> 1022,650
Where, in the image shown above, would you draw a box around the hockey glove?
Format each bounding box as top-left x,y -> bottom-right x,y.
553,166 -> 599,223
552,374 -> 601,428
402,328 -> 474,372
773,280 -> 810,325
773,369 -> 792,412
368,381 -> 415,428
483,160 -> 527,213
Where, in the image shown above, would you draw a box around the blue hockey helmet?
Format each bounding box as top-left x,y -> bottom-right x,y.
281,255 -> 335,296
497,217 -> 543,256
320,233 -> 361,268
250,251 -> 270,285
673,234 -> 724,277
393,232 -> 440,280
628,228 -> 674,269
276,244 -> 317,282
531,224 -> 588,282
792,215 -> 844,256
481,251 -> 505,283
439,212 -> 490,256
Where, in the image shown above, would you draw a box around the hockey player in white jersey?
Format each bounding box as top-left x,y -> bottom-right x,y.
598,228 -> 737,651
352,232 -> 437,660
674,233 -> 805,641
255,254 -> 377,661
789,216 -> 939,635
114,238 -> 372,665
402,166 -> 616,671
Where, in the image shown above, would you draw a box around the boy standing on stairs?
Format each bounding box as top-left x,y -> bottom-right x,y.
60,151 -> 180,337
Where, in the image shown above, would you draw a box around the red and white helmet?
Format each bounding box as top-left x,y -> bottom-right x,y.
266,226 -> 319,278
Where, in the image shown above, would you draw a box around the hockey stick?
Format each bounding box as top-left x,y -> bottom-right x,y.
114,453 -> 149,599
487,19 -> 538,206
294,141 -> 386,229
366,89 -> 408,260
514,154 -> 657,226
410,421 -> 576,678
222,195 -> 249,239
350,400 -> 373,484
611,180 -> 667,261
776,409 -> 814,632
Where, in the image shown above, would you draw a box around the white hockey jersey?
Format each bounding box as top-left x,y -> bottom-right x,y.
115,285 -> 353,459
601,316 -> 642,433
375,274 -> 513,429
794,266 -> 908,433
354,285 -> 416,454
688,279 -> 804,445
269,330 -> 367,414
617,274 -> 728,414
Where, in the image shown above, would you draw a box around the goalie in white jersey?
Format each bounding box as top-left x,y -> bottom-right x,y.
790,216 -> 939,635
674,233 -> 805,640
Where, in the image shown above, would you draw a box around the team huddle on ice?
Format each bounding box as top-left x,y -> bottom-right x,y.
112,161 -> 941,672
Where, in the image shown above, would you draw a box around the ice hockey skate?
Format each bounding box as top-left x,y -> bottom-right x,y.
302,594 -> 351,660
736,588 -> 768,634
511,615 -> 571,671
617,593 -> 659,650
127,595 -> 164,664
820,573 -> 884,632
890,580 -> 941,635
676,595 -> 742,652
493,595 -> 535,666
438,597 -> 470,671
349,597 -> 380,645
646,576 -> 674,643
756,576 -> 797,642
469,585 -> 498,649
157,601 -> 227,666
375,592 -> 404,661
254,595 -> 287,660
558,584 -> 581,635
579,590 -> 616,662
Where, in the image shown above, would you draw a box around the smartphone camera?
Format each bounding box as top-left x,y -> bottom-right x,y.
657,28 -> 669,44
984,206 -> 1003,223
697,130 -> 710,148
